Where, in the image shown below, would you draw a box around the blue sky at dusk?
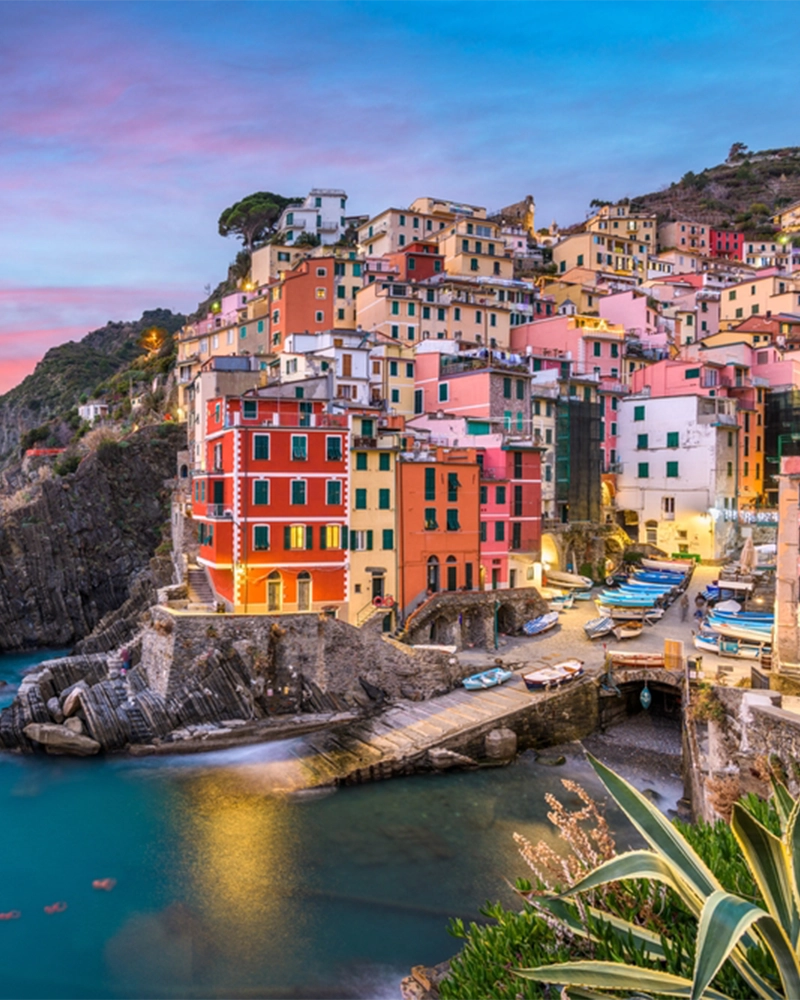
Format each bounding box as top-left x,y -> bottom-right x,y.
1,0 -> 798,392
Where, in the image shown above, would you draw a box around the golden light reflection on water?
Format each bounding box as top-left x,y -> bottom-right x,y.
173,766 -> 306,979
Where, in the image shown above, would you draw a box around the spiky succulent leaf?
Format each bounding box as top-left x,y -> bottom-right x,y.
516,959 -> 734,998
537,896 -> 667,958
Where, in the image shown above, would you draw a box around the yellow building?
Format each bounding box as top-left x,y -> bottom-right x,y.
538,275 -> 605,314
773,198 -> 800,235
357,197 -> 487,257
719,274 -> 800,329
250,244 -> 307,286
347,416 -> 402,627
553,231 -> 650,278
368,342 -> 417,415
433,220 -> 515,280
586,202 -> 658,245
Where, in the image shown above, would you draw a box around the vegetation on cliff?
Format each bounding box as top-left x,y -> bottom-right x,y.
0,308 -> 185,465
611,144 -> 800,236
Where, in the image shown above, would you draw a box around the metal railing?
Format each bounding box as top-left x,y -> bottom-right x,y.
207,505 -> 232,519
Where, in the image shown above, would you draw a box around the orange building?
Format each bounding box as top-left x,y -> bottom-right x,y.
192,392 -> 349,614
396,446 -> 481,615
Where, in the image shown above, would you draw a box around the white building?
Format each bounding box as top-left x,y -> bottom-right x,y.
78,401 -> 109,424
616,392 -> 739,560
276,189 -> 349,246
282,331 -> 371,405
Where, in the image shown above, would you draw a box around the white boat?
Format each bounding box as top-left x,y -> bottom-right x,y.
523,659 -> 584,690
693,633 -> 769,660
707,620 -> 774,644
545,571 -> 594,590
597,604 -> 664,622
549,593 -> 575,612
641,558 -> 693,575
612,622 -> 644,641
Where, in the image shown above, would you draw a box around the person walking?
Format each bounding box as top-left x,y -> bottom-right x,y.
680,593 -> 689,622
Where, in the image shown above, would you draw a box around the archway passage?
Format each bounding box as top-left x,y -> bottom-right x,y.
427,556 -> 440,593
600,678 -> 683,729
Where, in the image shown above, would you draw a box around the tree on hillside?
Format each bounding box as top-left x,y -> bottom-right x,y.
218,192 -> 299,250
728,141 -> 749,162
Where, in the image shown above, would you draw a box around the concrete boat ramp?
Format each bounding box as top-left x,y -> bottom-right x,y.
224,670 -> 597,794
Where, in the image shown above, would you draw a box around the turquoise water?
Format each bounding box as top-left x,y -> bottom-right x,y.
0,652 -> 674,999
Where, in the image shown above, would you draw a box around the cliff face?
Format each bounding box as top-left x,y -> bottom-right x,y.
0,424 -> 184,651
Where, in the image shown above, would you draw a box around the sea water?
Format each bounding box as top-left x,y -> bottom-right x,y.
0,651 -> 682,999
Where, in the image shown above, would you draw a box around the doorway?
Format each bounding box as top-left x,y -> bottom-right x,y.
297,571 -> 311,611
267,571 -> 282,612
427,556 -> 440,593
371,574 -> 385,600
509,568 -> 517,589
491,568 -> 500,590
446,557 -> 457,592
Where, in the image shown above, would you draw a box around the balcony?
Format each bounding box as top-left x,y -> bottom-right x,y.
353,435 -> 377,448
207,505 -> 232,519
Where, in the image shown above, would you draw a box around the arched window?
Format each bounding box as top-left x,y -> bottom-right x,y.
179,464 -> 188,479
267,570 -> 282,612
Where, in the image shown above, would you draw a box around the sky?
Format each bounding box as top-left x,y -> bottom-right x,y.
1,0 -> 798,394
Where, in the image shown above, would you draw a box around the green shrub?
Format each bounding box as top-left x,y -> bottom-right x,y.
53,454 -> 81,476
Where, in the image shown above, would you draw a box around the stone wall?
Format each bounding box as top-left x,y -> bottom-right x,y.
401,588 -> 549,649
142,605 -> 464,709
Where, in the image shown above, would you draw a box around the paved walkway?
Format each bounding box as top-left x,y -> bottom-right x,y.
457,564 -> 753,683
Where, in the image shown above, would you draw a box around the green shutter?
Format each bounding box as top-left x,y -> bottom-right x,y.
319,526 -> 327,549
382,529 -> 394,550
666,461 -> 679,478
284,526 -> 291,549
306,526 -> 314,550
424,467 -> 436,500
667,431 -> 679,448
366,530 -> 373,550
637,433 -> 648,449
341,526 -> 349,549
634,405 -> 645,421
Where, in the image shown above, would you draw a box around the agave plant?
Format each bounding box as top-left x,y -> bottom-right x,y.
517,754 -> 800,999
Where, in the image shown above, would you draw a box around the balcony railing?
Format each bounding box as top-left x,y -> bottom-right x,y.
353,435 -> 377,448
207,505 -> 232,519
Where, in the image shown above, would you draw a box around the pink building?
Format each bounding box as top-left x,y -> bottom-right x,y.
597,289 -> 668,348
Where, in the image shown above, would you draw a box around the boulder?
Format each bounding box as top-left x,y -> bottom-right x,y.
484,727 -> 518,761
64,717 -> 84,735
46,697 -> 64,724
62,684 -> 87,718
23,723 -> 101,756
428,747 -> 477,771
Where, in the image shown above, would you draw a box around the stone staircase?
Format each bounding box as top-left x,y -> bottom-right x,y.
187,565 -> 215,607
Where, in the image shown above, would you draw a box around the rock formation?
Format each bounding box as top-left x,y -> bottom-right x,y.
0,424 -> 183,652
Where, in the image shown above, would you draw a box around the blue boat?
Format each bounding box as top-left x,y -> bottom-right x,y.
522,612 -> 559,636
462,667 -> 514,690
584,615 -> 614,639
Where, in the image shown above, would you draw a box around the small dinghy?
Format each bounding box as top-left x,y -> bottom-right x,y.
693,632 -> 769,660
584,616 -> 614,639
523,659 -> 584,691
522,612 -> 559,636
612,621 -> 644,641
545,571 -> 594,590
462,667 -> 514,691
549,593 -> 575,612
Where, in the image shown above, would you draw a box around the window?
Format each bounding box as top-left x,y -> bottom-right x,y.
503,377 -> 512,399
320,525 -> 341,549
286,525 -> 308,550
637,462 -> 649,478
446,509 -> 460,531
378,488 -> 390,509
727,462 -> 733,477
408,302 -> 415,317
667,431 -> 679,448
355,488 -> 367,509
253,480 -> 269,505
454,307 -> 461,321
354,453 -> 368,473
475,310 -> 482,323
379,453 -> 390,471
243,400 -> 257,420
351,530 -> 373,551
480,521 -> 487,542
253,525 -> 270,551
666,461 -> 679,478
516,379 -> 524,400
495,486 -> 506,505
513,452 -> 523,479
291,435 -> 307,461
422,306 -> 430,320
240,326 -> 247,339
424,508 -> 438,530
438,383 -> 449,402
480,485 -> 488,505
291,480 -> 307,505
326,436 -> 342,461
382,529 -> 394,550
610,342 -> 619,358
391,325 -> 399,338
414,388 -> 423,414
424,467 -> 436,500
494,521 -> 505,541
470,258 -> 479,271
437,307 -> 445,321
398,234 -> 405,246
326,480 -> 341,505
634,405 -> 645,421
735,308 -> 743,319
593,342 -> 601,357
253,434 -> 270,460
684,368 -> 700,379
315,311 -> 324,323
406,363 -> 414,378
637,433 -> 648,449
447,472 -> 460,501
545,465 -> 552,482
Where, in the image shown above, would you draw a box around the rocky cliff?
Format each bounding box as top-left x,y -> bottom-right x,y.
0,423 -> 184,651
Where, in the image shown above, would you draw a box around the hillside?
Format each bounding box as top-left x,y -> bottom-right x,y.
629,144 -> 800,235
0,308 -> 185,463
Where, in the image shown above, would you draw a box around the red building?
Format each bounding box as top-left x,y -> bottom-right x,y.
192,392 -> 349,613
396,447 -> 481,615
383,241 -> 444,282
268,254 -> 362,351
709,229 -> 744,260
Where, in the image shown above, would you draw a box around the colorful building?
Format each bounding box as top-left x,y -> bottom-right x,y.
192,392 -> 350,615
